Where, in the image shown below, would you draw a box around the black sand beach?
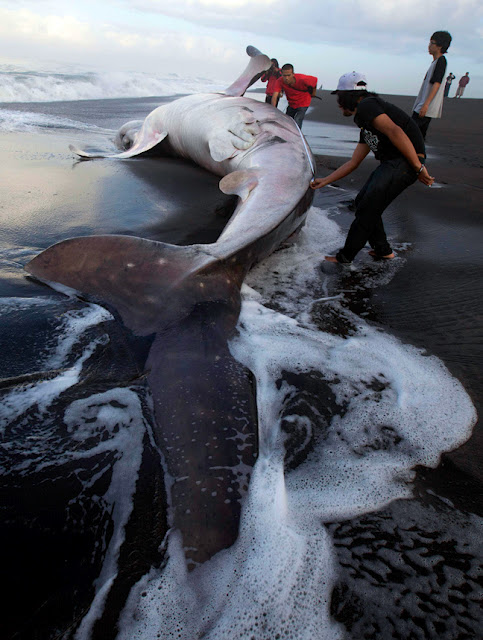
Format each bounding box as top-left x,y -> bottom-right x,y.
308,91 -> 483,502
0,91 -> 481,638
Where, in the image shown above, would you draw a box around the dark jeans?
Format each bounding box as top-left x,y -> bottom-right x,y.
336,157 -> 417,263
286,106 -> 308,129
411,111 -> 431,139
266,94 -> 280,107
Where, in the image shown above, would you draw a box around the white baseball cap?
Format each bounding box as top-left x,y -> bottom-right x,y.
331,71 -> 368,93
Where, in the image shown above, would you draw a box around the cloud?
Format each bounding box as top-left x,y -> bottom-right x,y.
122,0 -> 483,58
0,8 -> 93,46
0,0 -> 481,96
0,4 -> 246,80
2,1 -> 482,63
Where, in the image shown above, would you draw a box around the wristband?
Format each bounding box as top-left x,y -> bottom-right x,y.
416,163 -> 425,175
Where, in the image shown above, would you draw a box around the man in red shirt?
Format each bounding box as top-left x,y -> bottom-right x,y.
271,64 -> 317,129
260,58 -> 282,106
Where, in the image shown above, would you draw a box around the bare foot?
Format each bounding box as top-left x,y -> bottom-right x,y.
324,255 -> 339,263
368,250 -> 395,259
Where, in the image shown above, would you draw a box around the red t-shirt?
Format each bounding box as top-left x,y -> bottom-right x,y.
261,71 -> 281,95
273,73 -> 318,108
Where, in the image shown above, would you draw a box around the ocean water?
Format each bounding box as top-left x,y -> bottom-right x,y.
0,62 -> 226,103
0,66 -> 480,639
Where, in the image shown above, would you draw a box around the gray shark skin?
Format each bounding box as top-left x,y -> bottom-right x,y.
25,47 -> 315,572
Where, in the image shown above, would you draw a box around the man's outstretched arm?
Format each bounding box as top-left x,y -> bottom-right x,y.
311,143 -> 370,189
271,91 -> 281,106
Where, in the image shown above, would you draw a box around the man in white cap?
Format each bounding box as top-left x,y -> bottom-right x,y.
311,72 -> 434,264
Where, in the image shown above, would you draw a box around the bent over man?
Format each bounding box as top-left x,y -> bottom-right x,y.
311,72 -> 434,265
271,64 -> 317,129
260,58 -> 282,106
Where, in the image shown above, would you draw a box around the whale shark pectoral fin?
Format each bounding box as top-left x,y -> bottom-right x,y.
208,134 -> 255,162
229,118 -> 260,146
219,170 -> 259,202
209,116 -> 260,162
68,144 -> 106,159
208,134 -> 238,162
114,119 -> 144,150
223,45 -> 271,97
69,131 -> 168,160
115,130 -> 168,158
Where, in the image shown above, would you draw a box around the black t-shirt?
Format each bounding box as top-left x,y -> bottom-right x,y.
355,96 -> 425,161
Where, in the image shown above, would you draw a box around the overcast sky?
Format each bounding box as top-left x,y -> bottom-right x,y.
0,0 -> 482,97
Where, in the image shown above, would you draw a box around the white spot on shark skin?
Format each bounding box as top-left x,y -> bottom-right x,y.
158,258 -> 167,265
126,263 -> 135,268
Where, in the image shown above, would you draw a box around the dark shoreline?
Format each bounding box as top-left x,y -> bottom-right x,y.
307,90 -> 482,505
1,91 -> 481,504
0,90 -> 481,639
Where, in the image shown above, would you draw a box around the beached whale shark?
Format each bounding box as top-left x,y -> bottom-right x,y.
27,45 -> 315,332
25,46 -> 315,568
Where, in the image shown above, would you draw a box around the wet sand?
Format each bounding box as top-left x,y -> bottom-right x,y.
2,93 -> 482,506
0,92 -> 481,638
308,91 -> 483,504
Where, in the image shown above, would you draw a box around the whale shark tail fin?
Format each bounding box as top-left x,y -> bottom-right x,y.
25,235 -> 246,335
224,46 -> 271,97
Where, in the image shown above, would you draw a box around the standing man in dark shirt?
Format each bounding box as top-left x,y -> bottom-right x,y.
444,72 -> 455,97
311,72 -> 434,265
412,31 -> 452,138
455,73 -> 470,98
271,64 -> 317,129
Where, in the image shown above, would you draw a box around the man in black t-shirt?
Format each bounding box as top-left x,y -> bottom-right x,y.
311,72 -> 434,264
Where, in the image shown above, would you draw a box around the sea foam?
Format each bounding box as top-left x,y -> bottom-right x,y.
114,207 -> 476,639
0,206 -> 477,639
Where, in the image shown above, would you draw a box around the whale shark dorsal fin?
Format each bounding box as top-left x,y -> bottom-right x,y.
223,46 -> 271,97
219,169 -> 259,202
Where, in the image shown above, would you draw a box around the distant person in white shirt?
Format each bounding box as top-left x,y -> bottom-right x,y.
412,30 -> 452,139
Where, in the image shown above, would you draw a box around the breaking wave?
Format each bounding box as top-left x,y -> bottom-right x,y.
0,65 -> 224,103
